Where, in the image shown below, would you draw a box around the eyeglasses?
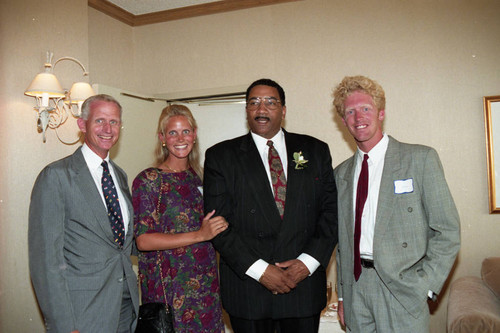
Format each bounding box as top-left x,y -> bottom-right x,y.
246,97 -> 281,111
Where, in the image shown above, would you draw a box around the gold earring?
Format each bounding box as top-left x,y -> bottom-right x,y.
162,142 -> 166,147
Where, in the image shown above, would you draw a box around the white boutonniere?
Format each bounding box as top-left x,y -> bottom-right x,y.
293,151 -> 308,169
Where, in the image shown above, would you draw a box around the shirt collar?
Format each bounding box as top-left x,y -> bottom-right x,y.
81,143 -> 110,170
251,129 -> 285,151
356,133 -> 389,166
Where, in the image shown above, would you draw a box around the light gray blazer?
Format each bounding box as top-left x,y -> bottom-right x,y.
335,136 -> 460,327
29,147 -> 139,333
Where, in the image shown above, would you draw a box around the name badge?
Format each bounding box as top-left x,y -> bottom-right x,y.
394,178 -> 413,194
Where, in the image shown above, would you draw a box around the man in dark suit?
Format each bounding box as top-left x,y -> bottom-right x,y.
29,94 -> 139,333
333,75 -> 460,332
203,78 -> 338,333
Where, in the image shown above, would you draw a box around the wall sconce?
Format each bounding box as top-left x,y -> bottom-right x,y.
25,51 -> 95,143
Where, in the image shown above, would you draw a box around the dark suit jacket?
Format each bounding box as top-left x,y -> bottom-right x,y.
28,147 -> 139,333
203,130 -> 338,319
335,136 -> 460,327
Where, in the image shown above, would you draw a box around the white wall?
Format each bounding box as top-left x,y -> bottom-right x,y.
186,102 -> 248,164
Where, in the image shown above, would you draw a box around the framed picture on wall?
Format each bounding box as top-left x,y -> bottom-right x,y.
484,95 -> 500,213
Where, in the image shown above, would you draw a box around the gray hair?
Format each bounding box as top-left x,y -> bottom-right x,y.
80,94 -> 122,120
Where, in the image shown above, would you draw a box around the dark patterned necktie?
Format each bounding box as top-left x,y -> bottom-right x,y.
267,140 -> 287,218
354,154 -> 369,281
101,161 -> 125,246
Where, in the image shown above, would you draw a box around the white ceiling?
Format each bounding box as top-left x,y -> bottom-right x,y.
107,0 -> 221,15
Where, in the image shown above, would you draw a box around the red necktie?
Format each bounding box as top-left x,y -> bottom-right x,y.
267,140 -> 287,218
354,154 -> 369,281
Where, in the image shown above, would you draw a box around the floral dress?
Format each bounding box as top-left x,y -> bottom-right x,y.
133,167 -> 224,333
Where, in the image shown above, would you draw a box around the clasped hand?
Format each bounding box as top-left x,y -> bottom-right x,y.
260,260 -> 310,294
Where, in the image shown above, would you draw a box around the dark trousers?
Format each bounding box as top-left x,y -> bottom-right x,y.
229,314 -> 321,333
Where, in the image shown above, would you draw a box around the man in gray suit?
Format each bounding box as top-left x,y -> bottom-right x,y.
29,94 -> 139,333
332,76 -> 460,332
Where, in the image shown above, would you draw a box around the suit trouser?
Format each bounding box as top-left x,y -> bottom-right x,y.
230,314 -> 320,333
117,275 -> 136,333
348,266 -> 429,333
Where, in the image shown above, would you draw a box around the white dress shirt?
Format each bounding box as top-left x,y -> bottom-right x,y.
81,144 -> 129,235
245,130 -> 320,281
251,130 -> 288,192
353,134 -> 389,260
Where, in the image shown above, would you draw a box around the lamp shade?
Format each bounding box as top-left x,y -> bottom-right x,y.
25,72 -> 65,98
67,82 -> 95,103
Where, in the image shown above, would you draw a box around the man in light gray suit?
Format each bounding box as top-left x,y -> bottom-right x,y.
29,94 -> 139,333
332,76 -> 460,332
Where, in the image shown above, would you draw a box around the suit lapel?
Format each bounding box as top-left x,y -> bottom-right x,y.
282,131 -> 307,220
71,148 -> 118,245
238,133 -> 282,228
374,137 -> 401,244
338,156 -> 356,250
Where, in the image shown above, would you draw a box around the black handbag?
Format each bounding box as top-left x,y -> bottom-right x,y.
136,302 -> 174,333
136,172 -> 175,333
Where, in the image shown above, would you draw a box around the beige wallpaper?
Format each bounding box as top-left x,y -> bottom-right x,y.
1,0 -> 91,331
1,0 -> 500,332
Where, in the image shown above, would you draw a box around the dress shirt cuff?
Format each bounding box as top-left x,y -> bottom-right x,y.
298,253 -> 320,276
245,259 -> 269,282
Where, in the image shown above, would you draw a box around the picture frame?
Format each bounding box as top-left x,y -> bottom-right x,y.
483,95 -> 500,213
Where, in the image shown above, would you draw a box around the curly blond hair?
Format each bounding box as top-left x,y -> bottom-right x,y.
333,75 -> 385,117
153,104 -> 202,178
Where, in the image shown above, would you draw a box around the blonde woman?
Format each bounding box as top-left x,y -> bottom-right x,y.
133,105 -> 227,332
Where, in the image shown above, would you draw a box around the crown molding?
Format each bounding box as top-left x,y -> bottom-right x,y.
89,0 -> 302,26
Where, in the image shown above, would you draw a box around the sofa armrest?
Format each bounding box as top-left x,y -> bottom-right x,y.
447,276 -> 500,333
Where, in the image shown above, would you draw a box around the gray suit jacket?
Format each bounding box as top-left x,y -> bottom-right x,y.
29,147 -> 139,333
335,136 -> 460,327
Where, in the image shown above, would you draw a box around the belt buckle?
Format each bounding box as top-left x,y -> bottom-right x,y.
361,259 -> 374,269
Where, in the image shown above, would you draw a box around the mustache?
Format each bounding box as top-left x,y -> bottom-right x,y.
254,116 -> 270,121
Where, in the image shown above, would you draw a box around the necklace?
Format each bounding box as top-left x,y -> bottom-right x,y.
164,164 -> 187,173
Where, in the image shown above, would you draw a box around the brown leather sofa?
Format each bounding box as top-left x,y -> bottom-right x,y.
447,257 -> 500,332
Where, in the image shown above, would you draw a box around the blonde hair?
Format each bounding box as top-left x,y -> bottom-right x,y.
153,105 -> 202,178
333,75 -> 385,117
